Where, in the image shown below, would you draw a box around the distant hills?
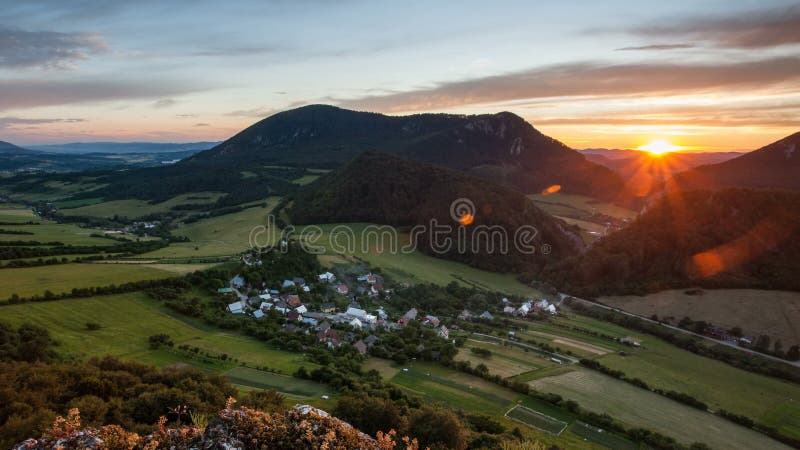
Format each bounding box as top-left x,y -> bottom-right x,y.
0,140 -> 209,173
544,188 -> 800,296
191,105 -> 625,200
579,149 -> 744,197
28,141 -> 219,154
668,132 -> 800,191
287,152 -> 584,273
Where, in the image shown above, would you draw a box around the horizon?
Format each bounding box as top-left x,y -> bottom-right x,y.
2,0 -> 800,150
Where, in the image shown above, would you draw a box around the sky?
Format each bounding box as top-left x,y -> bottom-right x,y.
1,0 -> 799,151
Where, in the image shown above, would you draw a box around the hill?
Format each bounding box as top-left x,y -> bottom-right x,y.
580,149 -> 743,198
189,105 -> 625,200
668,132 -> 800,191
28,141 -> 219,154
543,188 -> 800,296
287,151 -> 584,273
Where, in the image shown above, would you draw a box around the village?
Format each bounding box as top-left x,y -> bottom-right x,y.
219,264 -> 562,356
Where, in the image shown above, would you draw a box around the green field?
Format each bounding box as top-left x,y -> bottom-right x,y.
0,263 -> 182,297
506,405 -> 568,435
59,192 -> 225,218
142,199 -> 281,258
528,193 -> 637,221
0,292 -> 315,372
531,368 -> 791,449
567,421 -> 639,450
601,288 -> 800,348
456,339 -> 556,378
298,223 -> 540,297
226,367 -> 329,398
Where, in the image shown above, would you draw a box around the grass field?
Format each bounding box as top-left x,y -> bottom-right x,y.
506,405 -> 568,435
142,199 -> 281,258
528,193 -> 637,221
567,421 -> 639,450
60,192 -> 225,218
456,339 -> 556,378
298,223 -> 540,297
0,263 -> 179,297
530,368 -> 791,449
0,292 -> 315,373
226,367 -> 330,398
601,288 -> 800,348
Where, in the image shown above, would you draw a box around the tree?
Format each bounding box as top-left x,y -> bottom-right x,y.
787,345 -> 800,361
773,339 -> 783,356
408,407 -> 467,450
728,326 -> 743,337
755,334 -> 771,351
333,394 -> 407,437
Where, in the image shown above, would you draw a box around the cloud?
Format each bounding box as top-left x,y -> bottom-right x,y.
338,57 -> 800,112
152,98 -> 177,108
0,116 -> 85,129
193,122 -> 209,127
0,78 -> 207,112
632,5 -> 800,49
616,43 -> 695,51
0,26 -> 107,69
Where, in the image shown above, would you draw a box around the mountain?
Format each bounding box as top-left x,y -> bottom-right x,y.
0,141 -> 31,153
668,132 -> 800,191
191,105 -> 625,200
28,141 -> 219,154
579,149 -> 744,197
544,188 -> 800,296
287,151 -> 584,274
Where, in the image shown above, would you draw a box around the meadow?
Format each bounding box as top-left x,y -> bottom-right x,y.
298,223 -> 541,297
601,288 -> 800,348
59,192 -> 225,218
0,263 -> 178,297
528,192 -> 637,221
530,367 -> 791,449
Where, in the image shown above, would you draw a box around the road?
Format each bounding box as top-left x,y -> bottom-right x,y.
564,294 -> 800,368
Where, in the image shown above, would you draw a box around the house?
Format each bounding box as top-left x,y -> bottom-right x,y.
295,305 -> 308,314
349,317 -> 363,329
287,310 -> 301,321
293,277 -> 306,286
376,308 -> 388,320
227,301 -> 244,314
319,272 -> 336,283
348,301 -> 362,310
282,279 -> 295,289
403,308 -> 418,321
317,321 -> 331,332
302,285 -> 311,293
259,302 -> 273,311
545,304 -> 557,315
217,287 -> 234,294
302,317 -> 318,327
231,275 -> 245,288
364,335 -> 379,347
284,295 -> 302,307
437,325 -> 449,339
269,289 -> 280,295
422,315 -> 440,327
336,284 -> 349,295
479,311 -> 495,320
320,302 -> 336,313
503,306 -> 515,315
346,306 -> 367,318
458,310 -> 472,321
258,293 -> 272,300
246,296 -> 262,307
317,328 -> 341,347
253,309 -> 265,319
366,274 -> 378,284
353,340 -> 368,355
284,324 -> 300,333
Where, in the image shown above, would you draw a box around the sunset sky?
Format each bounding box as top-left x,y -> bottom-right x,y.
2,0 -> 799,150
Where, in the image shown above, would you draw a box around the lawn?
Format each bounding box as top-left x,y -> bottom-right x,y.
225,367 -> 330,398
0,292 -> 314,374
530,367 -> 792,449
0,263 -> 178,297
142,199 -> 281,258
600,288 -> 800,348
505,405 -> 568,435
298,223 -> 540,297
59,192 -> 225,218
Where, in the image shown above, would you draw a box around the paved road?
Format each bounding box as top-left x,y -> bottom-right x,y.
472,332 -> 580,364
564,294 -> 800,369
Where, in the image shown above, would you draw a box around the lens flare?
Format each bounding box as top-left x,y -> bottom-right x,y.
541,184 -> 561,195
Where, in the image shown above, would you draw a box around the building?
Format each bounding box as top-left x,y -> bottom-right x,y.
231,275 -> 245,288
227,301 -> 244,314
319,272 -> 336,283
282,279 -> 295,289
437,325 -> 449,339
480,311 -> 495,320
422,315 -> 440,327
320,302 -> 336,313
336,284 -> 349,295
253,309 -> 265,319
353,340 -> 368,355
217,287 -> 234,294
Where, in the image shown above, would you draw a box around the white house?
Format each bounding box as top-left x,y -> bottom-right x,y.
295,305 -> 308,314
319,272 -> 336,283
503,306 -> 515,314
227,301 -> 244,314
253,309 -> 265,319
260,301 -> 273,310
350,317 -> 363,329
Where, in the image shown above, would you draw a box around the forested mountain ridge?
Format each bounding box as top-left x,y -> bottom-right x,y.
543,188 -> 800,296
287,151 -> 584,274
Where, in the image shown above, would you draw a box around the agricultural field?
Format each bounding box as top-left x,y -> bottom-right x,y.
298,223 -> 540,297
0,207 -> 118,246
601,288 -> 800,348
142,198 -> 281,258
0,292 -> 326,396
530,367 -> 791,449
528,192 -> 637,221
455,339 -> 557,378
505,405 -> 568,435
0,263 -> 178,297
59,192 -> 225,218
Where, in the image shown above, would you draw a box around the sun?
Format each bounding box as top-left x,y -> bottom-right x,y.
638,139 -> 681,156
